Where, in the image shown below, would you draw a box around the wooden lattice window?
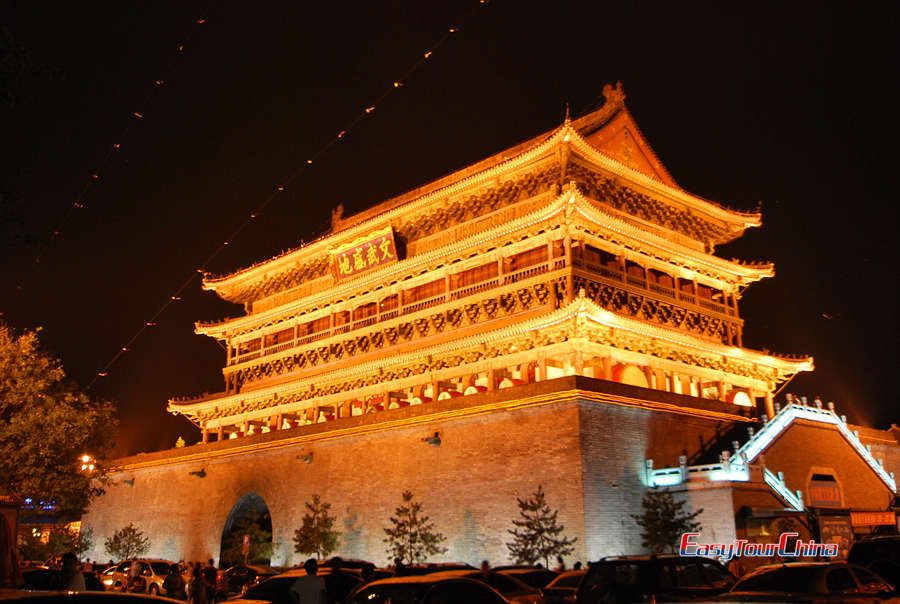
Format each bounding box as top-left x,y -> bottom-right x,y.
454,262 -> 498,289
353,302 -> 377,321
403,279 -> 445,304
648,268 -> 675,288
584,244 -> 617,268
238,338 -> 261,354
380,294 -> 399,312
300,316 -> 330,335
506,246 -> 547,272
264,327 -> 293,347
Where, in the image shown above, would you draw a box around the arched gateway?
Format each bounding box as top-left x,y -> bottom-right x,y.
220,493 -> 272,566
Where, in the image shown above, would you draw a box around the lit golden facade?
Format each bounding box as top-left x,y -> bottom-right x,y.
169,83 -> 812,441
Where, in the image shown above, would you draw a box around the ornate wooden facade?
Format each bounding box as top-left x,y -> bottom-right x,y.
169,83 -> 812,441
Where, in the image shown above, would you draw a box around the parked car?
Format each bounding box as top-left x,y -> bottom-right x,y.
100,566 -> 117,590
231,567 -> 361,604
718,561 -> 896,602
400,563 -> 476,576
344,574 -> 514,603
849,535 -> 900,588
576,554 -> 734,603
497,568 -> 558,589
19,568 -> 105,592
0,591 -> 183,604
215,565 -> 277,599
425,570 -> 542,604
540,570 -> 585,603
108,559 -> 176,594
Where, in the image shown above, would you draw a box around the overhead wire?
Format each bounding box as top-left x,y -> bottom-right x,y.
87,1 -> 490,390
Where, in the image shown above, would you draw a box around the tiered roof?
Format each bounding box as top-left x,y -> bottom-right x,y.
202,82 -> 763,308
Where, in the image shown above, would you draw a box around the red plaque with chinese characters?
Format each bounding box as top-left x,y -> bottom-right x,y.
331,226 -> 398,281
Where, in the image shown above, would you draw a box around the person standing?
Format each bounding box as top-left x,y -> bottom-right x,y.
188,567 -> 209,604
290,559 -> 326,604
60,553 -> 86,591
163,563 -> 187,600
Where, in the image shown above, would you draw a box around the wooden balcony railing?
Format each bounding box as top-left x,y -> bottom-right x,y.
228,254 -> 738,366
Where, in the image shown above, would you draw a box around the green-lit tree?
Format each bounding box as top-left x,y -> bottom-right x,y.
506,485 -> 577,566
104,523 -> 150,560
19,526 -> 92,561
632,488 -> 703,553
0,323 -> 117,519
293,494 -> 341,559
383,490 -> 447,565
221,511 -> 274,566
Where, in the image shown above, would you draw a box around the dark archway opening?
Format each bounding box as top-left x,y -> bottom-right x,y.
219,493 -> 273,567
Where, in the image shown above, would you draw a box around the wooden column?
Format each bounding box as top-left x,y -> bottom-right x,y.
602,354 -> 613,380
538,355 -> 547,382
573,350 -> 584,376
217,425 -> 224,441
764,385 -> 775,418
201,426 -> 209,444
717,381 -> 726,401
564,235 -> 573,302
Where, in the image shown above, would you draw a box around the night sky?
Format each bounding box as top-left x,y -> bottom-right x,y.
2,2 -> 897,457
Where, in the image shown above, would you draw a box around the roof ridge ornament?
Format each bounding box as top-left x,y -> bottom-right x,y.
602,80 -> 626,107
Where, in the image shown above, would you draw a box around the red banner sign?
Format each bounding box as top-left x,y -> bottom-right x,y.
850,511 -> 896,527
331,226 -> 398,281
808,481 -> 842,508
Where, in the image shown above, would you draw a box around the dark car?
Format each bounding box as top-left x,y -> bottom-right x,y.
399,563 -> 476,576
576,554 -> 734,603
0,592 -> 183,604
849,535 -> 900,589
230,568 -> 362,604
540,570 -> 585,603
344,574 -> 514,603
20,568 -> 105,592
497,568 -> 558,589
215,565 -> 276,598
423,571 -> 541,604
718,561 -> 895,602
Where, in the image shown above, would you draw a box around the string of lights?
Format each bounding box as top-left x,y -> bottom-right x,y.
31,13 -> 213,271
87,1 -> 490,390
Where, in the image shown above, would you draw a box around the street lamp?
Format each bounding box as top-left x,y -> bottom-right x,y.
80,454 -> 95,472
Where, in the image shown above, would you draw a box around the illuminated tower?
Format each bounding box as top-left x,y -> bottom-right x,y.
169,82 -> 812,440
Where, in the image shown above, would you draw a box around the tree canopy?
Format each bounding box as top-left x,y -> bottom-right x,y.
293,494 -> 340,560
104,523 -> 150,560
0,323 -> 117,519
506,485 -> 576,566
632,488 -> 702,553
383,490 -> 447,565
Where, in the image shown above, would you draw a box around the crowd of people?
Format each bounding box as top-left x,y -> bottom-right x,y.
31,552 -> 587,603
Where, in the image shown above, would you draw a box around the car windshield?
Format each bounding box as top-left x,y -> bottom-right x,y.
734,566 -> 821,592
550,573 -> 584,588
150,562 -> 170,575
